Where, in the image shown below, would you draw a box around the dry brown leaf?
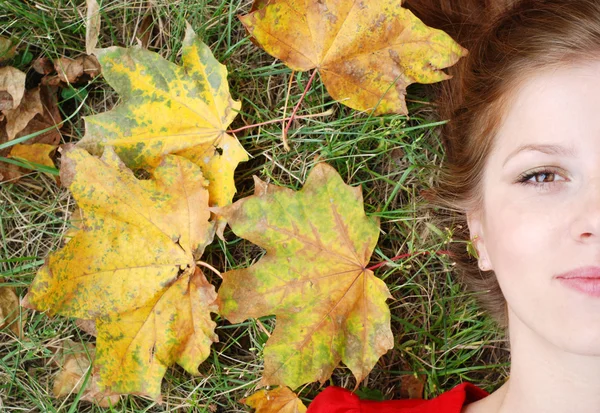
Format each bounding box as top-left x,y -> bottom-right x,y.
398,358 -> 425,399
54,56 -> 100,84
400,374 -> 426,399
52,339 -> 120,407
54,57 -> 83,84
81,55 -> 101,78
32,57 -> 55,75
0,66 -> 26,111
4,87 -> 44,140
0,119 -> 20,182
12,85 -> 62,145
75,319 -> 97,337
136,10 -> 154,48
0,85 -> 62,183
0,279 -> 23,337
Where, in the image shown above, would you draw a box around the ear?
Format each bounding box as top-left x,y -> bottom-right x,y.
466,209 -> 493,272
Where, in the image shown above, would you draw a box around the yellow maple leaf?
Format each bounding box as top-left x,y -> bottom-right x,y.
240,0 -> 467,114
242,387 -> 307,413
78,23 -> 248,208
23,145 -> 218,400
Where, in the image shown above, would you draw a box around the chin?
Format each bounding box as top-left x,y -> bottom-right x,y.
542,319 -> 600,356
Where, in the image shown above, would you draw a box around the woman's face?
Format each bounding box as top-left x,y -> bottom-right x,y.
468,60 -> 600,354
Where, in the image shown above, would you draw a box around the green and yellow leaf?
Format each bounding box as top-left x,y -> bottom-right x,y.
216,163 -> 394,389
78,24 -> 248,208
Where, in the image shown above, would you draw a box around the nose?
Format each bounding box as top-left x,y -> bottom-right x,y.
570,177 -> 600,243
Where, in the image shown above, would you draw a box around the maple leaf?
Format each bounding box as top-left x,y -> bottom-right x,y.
239,0 -> 467,114
215,163 -> 394,389
23,145 -> 219,400
241,387 -> 307,413
77,24 -> 248,209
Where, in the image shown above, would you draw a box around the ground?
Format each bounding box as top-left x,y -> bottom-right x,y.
0,1 -> 509,411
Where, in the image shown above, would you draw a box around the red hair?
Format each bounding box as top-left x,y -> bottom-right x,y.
405,0 -> 600,330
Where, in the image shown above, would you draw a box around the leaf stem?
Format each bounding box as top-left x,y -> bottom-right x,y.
196,260 -> 223,279
367,250 -> 453,271
282,68 -> 318,148
281,70 -> 295,151
226,109 -> 332,135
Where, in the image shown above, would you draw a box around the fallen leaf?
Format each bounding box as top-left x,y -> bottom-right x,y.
75,318 -> 97,337
54,55 -> 101,84
400,372 -> 426,399
240,0 -> 467,114
0,162 -> 20,182
86,0 -> 101,55
0,66 -> 26,111
0,279 -> 22,337
216,163 -> 394,389
9,143 -> 56,172
0,37 -> 17,65
32,57 -> 55,75
4,87 -> 44,140
242,387 -> 307,413
52,339 -> 120,407
81,55 -> 101,78
136,9 -> 155,48
23,146 -> 219,399
78,24 -> 248,208
11,85 -> 62,145
0,84 -> 62,183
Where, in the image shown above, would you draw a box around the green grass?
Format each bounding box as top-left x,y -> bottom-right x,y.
0,0 -> 509,411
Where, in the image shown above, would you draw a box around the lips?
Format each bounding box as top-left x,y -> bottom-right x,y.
556,266 -> 600,279
556,266 -> 600,297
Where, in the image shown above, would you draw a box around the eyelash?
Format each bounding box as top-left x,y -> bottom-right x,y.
516,167 -> 567,191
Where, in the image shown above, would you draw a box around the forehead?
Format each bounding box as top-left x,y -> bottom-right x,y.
492,59 -> 600,155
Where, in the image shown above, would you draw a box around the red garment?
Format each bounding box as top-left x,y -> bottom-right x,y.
307,382 -> 489,413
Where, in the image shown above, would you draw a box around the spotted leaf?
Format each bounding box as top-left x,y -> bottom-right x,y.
240,0 -> 467,114
23,145 -> 218,400
215,163 -> 393,389
78,24 -> 248,208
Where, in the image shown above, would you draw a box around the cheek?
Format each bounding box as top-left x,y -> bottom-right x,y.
483,193 -> 567,278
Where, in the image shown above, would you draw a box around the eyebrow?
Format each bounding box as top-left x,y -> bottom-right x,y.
502,144 -> 576,168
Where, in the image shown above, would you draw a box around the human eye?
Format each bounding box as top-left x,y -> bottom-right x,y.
515,167 -> 568,191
